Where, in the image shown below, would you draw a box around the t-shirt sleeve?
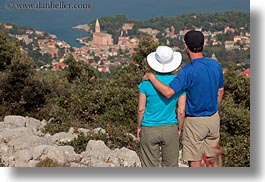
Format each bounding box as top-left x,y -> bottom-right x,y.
169,68 -> 190,93
219,65 -> 224,88
138,81 -> 146,94
179,90 -> 186,96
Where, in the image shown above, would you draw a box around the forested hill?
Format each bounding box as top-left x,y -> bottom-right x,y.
97,11 -> 249,35
1,11 -> 250,69
94,11 -> 249,45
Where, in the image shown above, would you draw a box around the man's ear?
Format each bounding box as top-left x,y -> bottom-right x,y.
184,43 -> 189,52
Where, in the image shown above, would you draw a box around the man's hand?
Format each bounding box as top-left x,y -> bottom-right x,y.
142,73 -> 154,81
143,72 -> 175,98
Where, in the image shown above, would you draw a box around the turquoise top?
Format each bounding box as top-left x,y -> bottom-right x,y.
139,73 -> 186,127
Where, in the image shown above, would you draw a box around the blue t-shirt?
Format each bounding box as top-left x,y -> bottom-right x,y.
139,73 -> 186,127
169,57 -> 224,117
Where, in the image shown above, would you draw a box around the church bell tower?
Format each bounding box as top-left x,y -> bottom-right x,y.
95,19 -> 100,33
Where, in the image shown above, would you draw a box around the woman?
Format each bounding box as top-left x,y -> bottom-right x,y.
137,46 -> 186,167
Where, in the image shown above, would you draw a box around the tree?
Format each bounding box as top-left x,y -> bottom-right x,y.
64,55 -> 99,83
132,37 -> 159,71
219,66 -> 250,167
0,31 -> 19,71
0,54 -> 49,116
223,66 -> 250,109
0,32 -> 50,118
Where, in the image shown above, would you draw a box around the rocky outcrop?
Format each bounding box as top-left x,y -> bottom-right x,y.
0,115 -> 188,167
72,24 -> 91,32
0,115 -> 141,167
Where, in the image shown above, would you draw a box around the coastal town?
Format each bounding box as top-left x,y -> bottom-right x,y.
0,16 -> 250,77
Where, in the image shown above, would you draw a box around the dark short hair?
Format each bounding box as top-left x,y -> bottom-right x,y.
184,30 -> 204,53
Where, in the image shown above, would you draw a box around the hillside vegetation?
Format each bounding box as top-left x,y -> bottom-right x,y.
0,25 -> 250,167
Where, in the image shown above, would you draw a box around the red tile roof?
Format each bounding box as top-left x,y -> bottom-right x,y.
240,68 -> 250,77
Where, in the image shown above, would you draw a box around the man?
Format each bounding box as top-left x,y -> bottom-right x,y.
142,30 -> 224,167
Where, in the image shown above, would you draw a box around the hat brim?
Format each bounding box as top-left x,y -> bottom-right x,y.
147,51 -> 182,73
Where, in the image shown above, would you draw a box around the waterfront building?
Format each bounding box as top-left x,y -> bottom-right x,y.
92,19 -> 113,46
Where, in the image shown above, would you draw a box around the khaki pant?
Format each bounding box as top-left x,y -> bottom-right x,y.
139,124 -> 179,167
182,112 -> 220,162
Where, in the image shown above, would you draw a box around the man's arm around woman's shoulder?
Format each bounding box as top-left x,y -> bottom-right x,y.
142,73 -> 175,98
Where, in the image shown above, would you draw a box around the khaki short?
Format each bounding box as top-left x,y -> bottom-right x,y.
182,112 -> 220,162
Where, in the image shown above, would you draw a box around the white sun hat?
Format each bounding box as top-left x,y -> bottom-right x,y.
147,46 -> 182,73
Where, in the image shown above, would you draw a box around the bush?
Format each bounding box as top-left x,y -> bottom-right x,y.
218,68 -> 250,167
0,157 -> 5,167
0,53 -> 50,117
220,133 -> 250,167
36,158 -> 69,167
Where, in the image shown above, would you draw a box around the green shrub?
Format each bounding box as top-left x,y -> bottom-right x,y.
0,157 -> 5,167
220,133 -> 250,167
218,68 -> 250,167
36,158 -> 69,167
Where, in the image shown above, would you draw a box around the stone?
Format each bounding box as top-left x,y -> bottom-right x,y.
51,132 -> 77,144
4,115 -> 26,128
0,115 -> 151,167
44,146 -> 81,164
